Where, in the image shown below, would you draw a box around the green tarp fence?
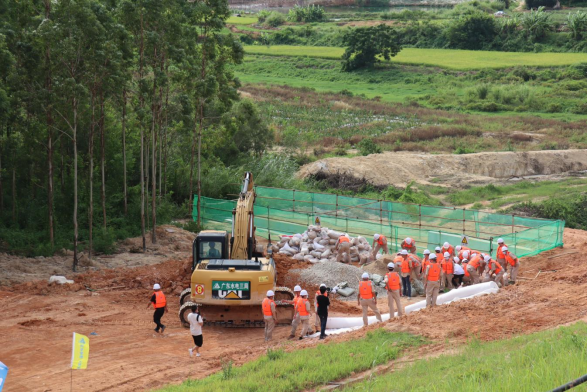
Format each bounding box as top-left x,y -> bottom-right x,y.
193,186 -> 564,259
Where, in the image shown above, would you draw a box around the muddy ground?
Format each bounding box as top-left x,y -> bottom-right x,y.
0,229 -> 585,391
298,149 -> 587,188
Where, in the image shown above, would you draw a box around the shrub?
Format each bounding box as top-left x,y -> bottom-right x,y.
507,193 -> 587,230
257,10 -> 271,23
341,24 -> 401,71
357,138 -> 382,156
445,11 -> 497,50
521,7 -> 551,39
287,5 -> 326,23
567,11 -> 587,41
264,12 -> 286,27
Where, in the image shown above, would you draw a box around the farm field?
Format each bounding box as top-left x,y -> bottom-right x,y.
243,45 -> 588,69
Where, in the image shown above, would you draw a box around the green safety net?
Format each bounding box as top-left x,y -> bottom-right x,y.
193,186 -> 564,259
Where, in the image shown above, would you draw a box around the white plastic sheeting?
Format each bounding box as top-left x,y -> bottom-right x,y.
323,282 -> 500,330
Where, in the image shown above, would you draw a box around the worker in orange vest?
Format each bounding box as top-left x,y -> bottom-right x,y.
466,253 -> 485,284
502,246 -> 519,285
314,283 -> 329,333
496,238 -> 508,271
440,252 -> 454,291
297,290 -> 312,340
371,233 -> 389,260
408,253 -> 422,283
441,242 -> 455,257
288,285 -> 302,339
357,272 -> 383,326
401,237 -> 416,254
424,255 -> 441,307
335,233 -> 351,263
420,249 -> 431,279
399,250 -> 412,299
384,263 -> 403,317
262,290 -> 277,342
462,259 -> 472,286
147,283 -> 168,333
486,255 -> 505,287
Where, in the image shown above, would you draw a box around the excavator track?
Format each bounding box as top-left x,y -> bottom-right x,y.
178,287 -> 296,328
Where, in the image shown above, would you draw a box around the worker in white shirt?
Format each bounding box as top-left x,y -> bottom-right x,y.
452,257 -> 465,287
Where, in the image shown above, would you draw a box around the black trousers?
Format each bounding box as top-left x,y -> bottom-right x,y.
401,275 -> 411,298
153,307 -> 165,331
319,314 -> 328,337
452,274 -> 464,287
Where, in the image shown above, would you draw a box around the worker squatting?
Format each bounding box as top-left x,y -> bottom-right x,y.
261,236 -> 520,341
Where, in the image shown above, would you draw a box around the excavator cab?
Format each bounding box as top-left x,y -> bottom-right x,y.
192,231 -> 230,271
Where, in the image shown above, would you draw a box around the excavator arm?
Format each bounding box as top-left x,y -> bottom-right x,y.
230,172 -> 257,260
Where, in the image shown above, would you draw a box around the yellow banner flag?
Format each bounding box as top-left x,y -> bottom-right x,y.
71,332 -> 90,370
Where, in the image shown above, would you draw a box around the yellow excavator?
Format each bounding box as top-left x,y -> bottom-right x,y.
179,172 -> 295,327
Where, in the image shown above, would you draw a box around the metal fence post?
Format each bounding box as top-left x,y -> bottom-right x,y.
292,189 -> 296,212
511,214 -> 515,234
462,209 -> 466,234
418,204 -> 422,229
335,194 -> 339,218
380,200 -> 383,225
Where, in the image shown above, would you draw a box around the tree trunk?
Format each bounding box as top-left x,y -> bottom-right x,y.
72,98 -> 79,272
151,54 -> 157,245
45,0 -> 54,249
189,111 -> 196,207
139,11 -> 146,252
163,83 -> 169,196
0,142 -> 3,214
60,141 -> 65,193
12,164 -> 16,224
100,89 -> 106,229
145,128 -> 150,231
197,101 -> 203,226
88,90 -> 95,260
122,89 -> 127,215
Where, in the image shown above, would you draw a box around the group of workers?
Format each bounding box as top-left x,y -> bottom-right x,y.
262,284 -> 331,342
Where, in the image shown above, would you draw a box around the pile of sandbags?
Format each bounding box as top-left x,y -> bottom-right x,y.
272,225 -> 373,264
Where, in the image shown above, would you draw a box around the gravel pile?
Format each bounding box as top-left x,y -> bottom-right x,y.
292,260 -> 388,301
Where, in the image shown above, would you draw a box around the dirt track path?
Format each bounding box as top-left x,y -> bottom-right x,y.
1,229 -> 586,391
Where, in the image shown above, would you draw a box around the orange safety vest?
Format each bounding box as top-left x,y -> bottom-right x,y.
376,235 -> 386,246
401,239 -> 413,249
443,245 -> 454,255
458,248 -> 472,260
488,260 -> 502,274
463,262 -> 470,277
339,236 -> 350,244
152,291 -> 167,309
497,245 -> 507,259
359,281 -> 374,299
262,298 -> 275,317
293,294 -> 301,308
315,290 -> 328,300
441,260 -> 454,274
401,258 -> 411,273
505,253 -> 517,266
386,272 -> 400,290
469,255 -> 482,270
421,258 -> 430,273
427,263 -> 441,282
296,298 -> 309,316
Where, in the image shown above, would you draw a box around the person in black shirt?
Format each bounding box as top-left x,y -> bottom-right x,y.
316,286 -> 330,340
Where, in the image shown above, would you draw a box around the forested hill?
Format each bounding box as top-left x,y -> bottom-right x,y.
0,0 -> 272,263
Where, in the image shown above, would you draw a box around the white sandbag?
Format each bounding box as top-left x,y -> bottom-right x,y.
376,253 -> 382,260
329,239 -> 337,245
350,247 -> 359,255
351,255 -> 359,262
357,244 -> 365,251
359,254 -> 368,264
358,236 -> 367,244
319,258 -> 329,263
321,249 -> 331,258
271,245 -> 279,253
352,237 -> 359,246
293,253 -> 304,261
319,239 -> 329,246
309,258 -> 319,264
307,231 -> 317,240
281,242 -> 295,253
313,238 -> 325,251
289,238 -> 300,247
327,230 -> 343,239
301,234 -> 308,242
311,251 -> 322,258
303,255 -> 314,262
278,249 -> 294,256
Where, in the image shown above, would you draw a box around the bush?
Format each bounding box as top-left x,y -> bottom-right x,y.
507,193 -> 587,230
445,11 -> 497,50
257,10 -> 271,23
341,24 -> 401,71
264,12 -> 286,27
567,11 -> 587,41
357,138 -> 382,156
521,7 -> 551,39
93,228 -> 117,255
287,5 -> 325,23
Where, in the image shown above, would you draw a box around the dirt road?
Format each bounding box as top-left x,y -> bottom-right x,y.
1,229 -> 585,391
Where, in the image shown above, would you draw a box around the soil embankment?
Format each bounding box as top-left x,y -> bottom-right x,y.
298,149 -> 587,188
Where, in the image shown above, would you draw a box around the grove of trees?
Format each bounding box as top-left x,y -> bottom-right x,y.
0,0 -> 272,266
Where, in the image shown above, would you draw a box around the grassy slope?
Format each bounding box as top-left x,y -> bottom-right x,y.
244,46 -> 587,69
156,330 -> 425,392
345,322 -> 587,392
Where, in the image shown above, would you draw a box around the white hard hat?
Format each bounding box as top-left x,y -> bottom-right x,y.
344,233 -> 348,237
361,272 -> 369,279
387,262 -> 394,269
463,250 -> 470,258
423,249 -> 430,255
435,246 -> 441,252
400,249 -> 408,255
453,256 -> 460,263
484,255 -> 491,262
444,252 -> 450,258
374,234 -> 380,240
455,245 -> 462,252
502,246 -> 508,252
405,237 -> 412,244
294,285 -> 302,292
153,283 -> 161,290
443,242 -> 450,248
429,253 -> 437,259
320,283 -> 326,288
300,290 -> 308,296
267,290 -> 274,297
497,238 -> 504,243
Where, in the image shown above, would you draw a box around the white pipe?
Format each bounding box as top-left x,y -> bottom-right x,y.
324,282 -> 499,329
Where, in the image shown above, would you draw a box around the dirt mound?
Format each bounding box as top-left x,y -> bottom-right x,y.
298,149 -> 587,188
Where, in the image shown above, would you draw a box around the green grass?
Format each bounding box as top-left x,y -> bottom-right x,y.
156,329 -> 426,392
244,46 -> 587,70
444,178 -> 587,206
344,322 -> 587,392
227,15 -> 258,25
